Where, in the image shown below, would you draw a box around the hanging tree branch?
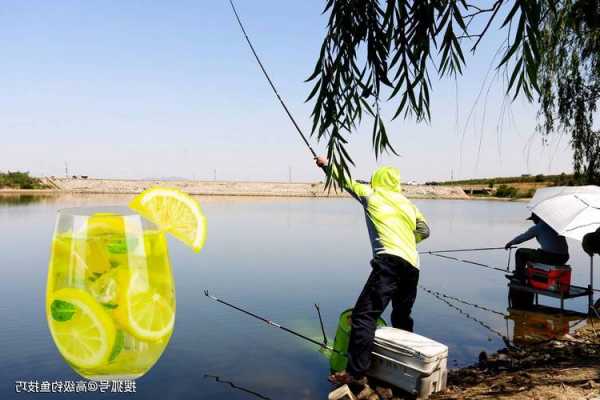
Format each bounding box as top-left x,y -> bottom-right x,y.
307,0 -> 543,189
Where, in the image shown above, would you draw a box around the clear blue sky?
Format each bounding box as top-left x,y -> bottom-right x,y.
1,1 -> 573,182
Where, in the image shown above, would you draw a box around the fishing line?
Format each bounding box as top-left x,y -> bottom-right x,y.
419,286 -> 507,317
228,0 -> 317,158
420,284 -> 512,347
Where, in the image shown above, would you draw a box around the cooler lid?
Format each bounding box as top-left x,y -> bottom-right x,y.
374,327 -> 448,360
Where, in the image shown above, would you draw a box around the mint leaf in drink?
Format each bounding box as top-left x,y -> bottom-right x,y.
107,238 -> 138,254
51,300 -> 76,322
88,272 -> 103,282
109,330 -> 125,362
102,303 -> 118,309
107,239 -> 128,254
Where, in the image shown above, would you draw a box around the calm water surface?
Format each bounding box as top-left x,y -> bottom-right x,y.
0,194 -> 592,399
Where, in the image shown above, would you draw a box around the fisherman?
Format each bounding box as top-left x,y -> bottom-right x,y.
505,213 -> 569,283
315,156 -> 430,385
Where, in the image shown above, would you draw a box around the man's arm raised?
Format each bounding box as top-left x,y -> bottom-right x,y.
315,156 -> 371,199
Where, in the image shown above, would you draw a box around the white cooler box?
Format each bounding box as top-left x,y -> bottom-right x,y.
368,327 -> 448,399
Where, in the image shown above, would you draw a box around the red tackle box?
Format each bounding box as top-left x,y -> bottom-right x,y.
526,262 -> 571,294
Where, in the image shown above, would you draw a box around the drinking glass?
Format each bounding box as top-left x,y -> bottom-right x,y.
46,206 -> 175,379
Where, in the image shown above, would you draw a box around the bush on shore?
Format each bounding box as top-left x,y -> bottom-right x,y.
0,171 -> 47,189
494,185 -> 534,199
495,185 -> 518,198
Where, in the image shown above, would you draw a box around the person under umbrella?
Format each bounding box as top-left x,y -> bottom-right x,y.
505,213 -> 570,283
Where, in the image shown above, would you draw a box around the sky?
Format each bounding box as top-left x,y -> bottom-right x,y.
0,1 -> 574,183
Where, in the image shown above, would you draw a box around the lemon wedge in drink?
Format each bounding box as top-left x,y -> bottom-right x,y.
114,269 -> 175,342
48,288 -> 116,369
87,213 -> 126,237
129,187 -> 207,252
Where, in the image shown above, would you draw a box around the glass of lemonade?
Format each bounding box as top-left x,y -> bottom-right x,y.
46,206 -> 175,380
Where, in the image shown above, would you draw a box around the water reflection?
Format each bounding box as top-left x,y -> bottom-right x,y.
204,374 -> 272,400
507,307 -> 584,345
1,194 -> 595,399
0,194 -> 51,206
421,282 -> 588,349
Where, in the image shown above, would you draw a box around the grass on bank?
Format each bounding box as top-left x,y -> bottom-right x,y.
429,172 -> 582,186
0,171 -> 48,189
427,173 -> 585,199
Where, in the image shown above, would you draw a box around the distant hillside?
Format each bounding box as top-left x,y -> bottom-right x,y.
426,173 -> 581,199
429,173 -> 578,186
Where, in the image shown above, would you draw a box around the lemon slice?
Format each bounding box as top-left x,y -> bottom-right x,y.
115,290 -> 175,341
129,187 -> 207,252
48,288 -> 116,369
117,291 -> 174,341
114,269 -> 175,341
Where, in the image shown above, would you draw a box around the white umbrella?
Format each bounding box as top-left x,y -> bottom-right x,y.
527,186 -> 600,241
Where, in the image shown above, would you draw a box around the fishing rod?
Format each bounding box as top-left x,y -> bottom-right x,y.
419,246 -> 514,254
424,252 -> 600,293
420,246 -> 516,273
314,303 -> 328,347
228,0 -> 317,158
425,252 -> 510,273
204,290 -> 342,354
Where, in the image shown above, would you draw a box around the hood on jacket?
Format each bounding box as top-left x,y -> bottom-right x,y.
371,166 -> 401,192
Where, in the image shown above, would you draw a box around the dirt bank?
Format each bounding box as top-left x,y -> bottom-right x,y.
433,320 -> 600,400
38,177 -> 470,199
340,320 -> 600,400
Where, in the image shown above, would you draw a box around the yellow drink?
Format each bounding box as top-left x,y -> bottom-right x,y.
46,209 -> 175,380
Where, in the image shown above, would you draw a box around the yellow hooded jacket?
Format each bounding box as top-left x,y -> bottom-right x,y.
332,166 -> 429,268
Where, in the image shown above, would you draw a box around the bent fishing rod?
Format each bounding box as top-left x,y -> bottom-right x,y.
228,0 -> 317,158
419,246 -> 516,273
204,290 -> 343,354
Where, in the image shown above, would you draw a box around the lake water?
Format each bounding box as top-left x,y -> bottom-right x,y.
0,194 -> 593,399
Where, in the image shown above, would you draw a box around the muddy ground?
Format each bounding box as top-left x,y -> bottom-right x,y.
341,320 -> 600,400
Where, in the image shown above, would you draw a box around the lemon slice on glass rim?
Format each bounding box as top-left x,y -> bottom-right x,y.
129,187 -> 207,252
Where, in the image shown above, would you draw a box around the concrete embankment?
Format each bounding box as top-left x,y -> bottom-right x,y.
41,178 -> 470,199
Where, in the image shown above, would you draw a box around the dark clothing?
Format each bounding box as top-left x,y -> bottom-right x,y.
514,248 -> 570,279
346,254 -> 419,377
507,221 -> 569,256
508,220 -> 569,282
583,228 -> 600,255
